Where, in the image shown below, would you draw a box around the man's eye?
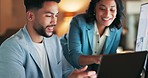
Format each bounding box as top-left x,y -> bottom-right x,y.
45,15 -> 51,17
55,14 -> 58,17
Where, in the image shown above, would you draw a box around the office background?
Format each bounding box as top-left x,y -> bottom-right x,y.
0,0 -> 148,52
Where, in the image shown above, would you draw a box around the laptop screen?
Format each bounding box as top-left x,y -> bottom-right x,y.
97,51 -> 148,78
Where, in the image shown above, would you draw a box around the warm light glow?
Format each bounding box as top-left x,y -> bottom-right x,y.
55,12 -> 75,37
56,0 -> 90,36
59,0 -> 89,12
55,16 -> 72,37
64,12 -> 75,17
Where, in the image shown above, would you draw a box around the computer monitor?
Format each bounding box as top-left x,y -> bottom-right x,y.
145,56 -> 148,78
136,3 -> 148,51
135,3 -> 148,78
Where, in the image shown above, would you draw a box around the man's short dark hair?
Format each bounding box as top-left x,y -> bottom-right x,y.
24,0 -> 61,12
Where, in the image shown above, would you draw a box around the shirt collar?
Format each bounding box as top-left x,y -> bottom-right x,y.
94,21 -> 110,36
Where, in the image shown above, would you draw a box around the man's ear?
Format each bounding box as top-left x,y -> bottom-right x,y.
26,11 -> 35,21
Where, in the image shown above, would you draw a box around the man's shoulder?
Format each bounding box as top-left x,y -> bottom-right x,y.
1,29 -> 26,47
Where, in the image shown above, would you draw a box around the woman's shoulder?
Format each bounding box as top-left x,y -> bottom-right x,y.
72,13 -> 89,24
109,26 -> 122,34
73,13 -> 86,20
110,25 -> 122,30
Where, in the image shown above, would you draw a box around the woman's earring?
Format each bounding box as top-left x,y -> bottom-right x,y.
93,11 -> 96,16
93,13 -> 96,16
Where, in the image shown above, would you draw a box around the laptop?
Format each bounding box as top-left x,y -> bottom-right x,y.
97,51 -> 148,78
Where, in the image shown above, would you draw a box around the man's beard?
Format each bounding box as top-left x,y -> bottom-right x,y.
33,24 -> 55,38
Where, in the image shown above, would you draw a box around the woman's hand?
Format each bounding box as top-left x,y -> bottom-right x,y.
79,54 -> 104,66
93,55 -> 103,64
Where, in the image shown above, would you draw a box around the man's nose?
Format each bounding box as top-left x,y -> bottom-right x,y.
50,16 -> 57,24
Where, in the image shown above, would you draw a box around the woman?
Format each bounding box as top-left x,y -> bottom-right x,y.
61,0 -> 124,71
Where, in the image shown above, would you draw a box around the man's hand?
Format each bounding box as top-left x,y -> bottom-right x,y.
68,66 -> 97,78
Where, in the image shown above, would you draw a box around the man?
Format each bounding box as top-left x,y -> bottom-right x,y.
0,0 -> 97,78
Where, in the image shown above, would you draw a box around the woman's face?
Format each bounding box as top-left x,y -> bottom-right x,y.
95,0 -> 117,27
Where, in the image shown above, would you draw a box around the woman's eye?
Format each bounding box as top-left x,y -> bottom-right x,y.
99,7 -> 106,10
110,9 -> 116,12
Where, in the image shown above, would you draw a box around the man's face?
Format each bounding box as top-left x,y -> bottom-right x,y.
33,1 -> 59,37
